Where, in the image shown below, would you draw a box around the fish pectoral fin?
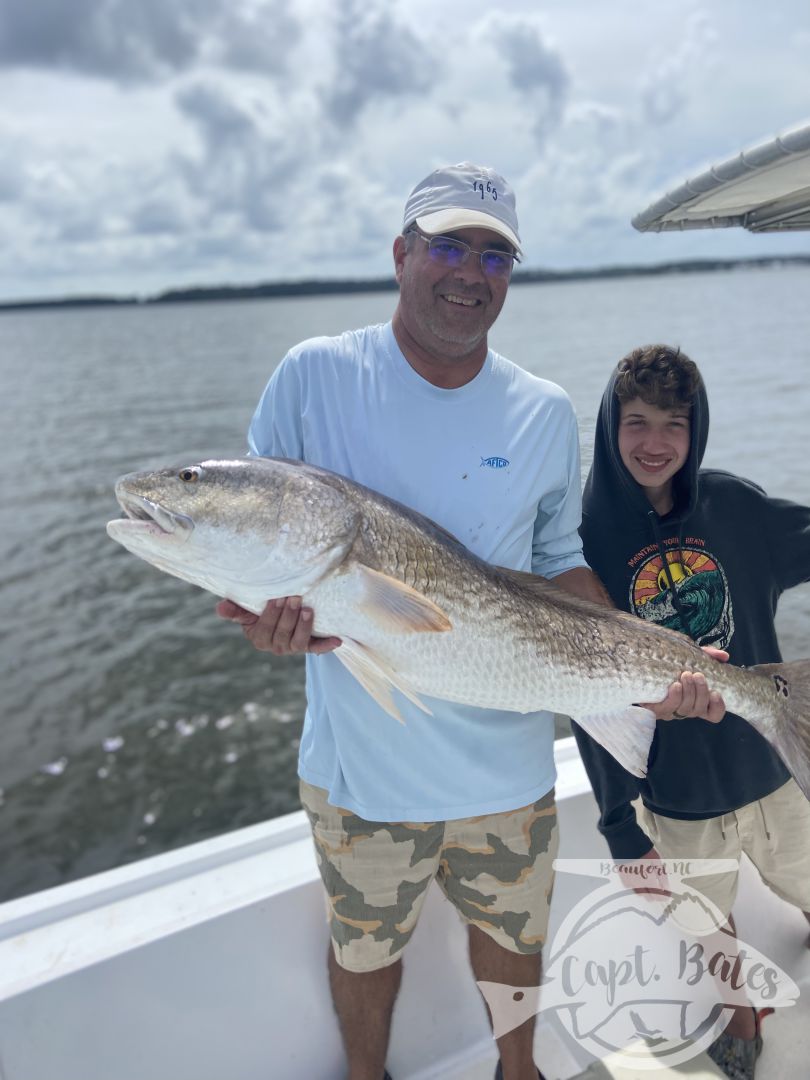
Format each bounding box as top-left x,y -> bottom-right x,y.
574,706 -> 657,778
355,566 -> 452,634
334,638 -> 433,723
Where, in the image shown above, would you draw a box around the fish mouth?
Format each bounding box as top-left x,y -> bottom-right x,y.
112,486 -> 194,539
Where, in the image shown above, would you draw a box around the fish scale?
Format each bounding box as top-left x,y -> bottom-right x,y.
107,457 -> 810,798
307,556 -> 764,717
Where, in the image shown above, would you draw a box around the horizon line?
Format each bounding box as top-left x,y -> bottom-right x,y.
2,252 -> 809,313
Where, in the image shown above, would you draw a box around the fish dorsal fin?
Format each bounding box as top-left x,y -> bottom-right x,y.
574,706 -> 657,778
355,565 -> 452,634
334,638 -> 433,722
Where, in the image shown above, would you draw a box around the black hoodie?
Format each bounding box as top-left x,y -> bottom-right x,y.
574,368 -> 810,859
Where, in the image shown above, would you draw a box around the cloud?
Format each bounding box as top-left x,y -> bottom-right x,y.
0,135 -> 260,297
473,14 -> 570,146
176,81 -> 259,144
493,20 -> 569,99
214,2 -> 302,74
321,0 -> 436,128
513,99 -> 660,265
0,0 -> 301,83
174,80 -> 307,233
0,139 -> 25,201
129,193 -> 193,238
0,0 -> 206,81
639,10 -> 718,126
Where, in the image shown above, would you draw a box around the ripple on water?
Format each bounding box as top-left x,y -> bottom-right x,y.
0,698 -> 306,902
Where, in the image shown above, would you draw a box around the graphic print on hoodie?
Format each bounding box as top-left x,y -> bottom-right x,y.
573,366 -> 810,859
628,540 -> 734,649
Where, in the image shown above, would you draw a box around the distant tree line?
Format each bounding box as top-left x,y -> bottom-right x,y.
2,255 -> 809,313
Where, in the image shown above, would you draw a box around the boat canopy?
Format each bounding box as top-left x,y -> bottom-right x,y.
633,122 -> 810,233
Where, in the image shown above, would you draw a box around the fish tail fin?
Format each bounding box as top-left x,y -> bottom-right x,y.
752,659 -> 810,800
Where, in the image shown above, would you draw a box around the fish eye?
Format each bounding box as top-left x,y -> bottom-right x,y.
178,466 -> 202,483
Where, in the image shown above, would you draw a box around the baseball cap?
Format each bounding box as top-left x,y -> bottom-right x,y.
402,162 -> 522,255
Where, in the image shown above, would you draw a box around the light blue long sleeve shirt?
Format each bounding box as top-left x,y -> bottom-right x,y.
249,322 -> 586,820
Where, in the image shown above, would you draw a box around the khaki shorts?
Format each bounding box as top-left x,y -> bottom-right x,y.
635,779 -> 810,919
300,780 -> 558,973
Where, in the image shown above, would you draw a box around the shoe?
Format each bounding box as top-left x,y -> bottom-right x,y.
706,1007 -> 765,1080
493,1064 -> 545,1079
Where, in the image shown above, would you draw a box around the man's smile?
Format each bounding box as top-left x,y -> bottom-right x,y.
440,292 -> 484,308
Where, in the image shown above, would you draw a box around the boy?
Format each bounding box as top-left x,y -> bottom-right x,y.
574,344 -> 810,1079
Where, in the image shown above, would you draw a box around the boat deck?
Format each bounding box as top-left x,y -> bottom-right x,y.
1,739 -> 807,1079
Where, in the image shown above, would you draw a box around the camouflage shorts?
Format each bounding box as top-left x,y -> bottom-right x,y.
300,779 -> 558,973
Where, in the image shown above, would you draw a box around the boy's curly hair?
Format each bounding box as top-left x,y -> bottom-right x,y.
614,345 -> 700,409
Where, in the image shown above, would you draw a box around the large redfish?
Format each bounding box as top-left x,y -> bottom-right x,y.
107,458 -> 810,796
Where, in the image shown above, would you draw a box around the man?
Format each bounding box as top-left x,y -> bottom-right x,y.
574,344 -> 810,1080
219,168 -> 717,1080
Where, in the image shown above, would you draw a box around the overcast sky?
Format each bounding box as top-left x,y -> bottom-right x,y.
1,0 -> 809,301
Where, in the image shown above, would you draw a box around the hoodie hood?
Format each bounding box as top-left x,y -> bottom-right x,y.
583,366 -> 710,526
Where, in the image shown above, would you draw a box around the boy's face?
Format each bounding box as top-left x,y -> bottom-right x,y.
617,397 -> 691,509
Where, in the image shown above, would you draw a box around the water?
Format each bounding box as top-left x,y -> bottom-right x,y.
1,268 -> 808,901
